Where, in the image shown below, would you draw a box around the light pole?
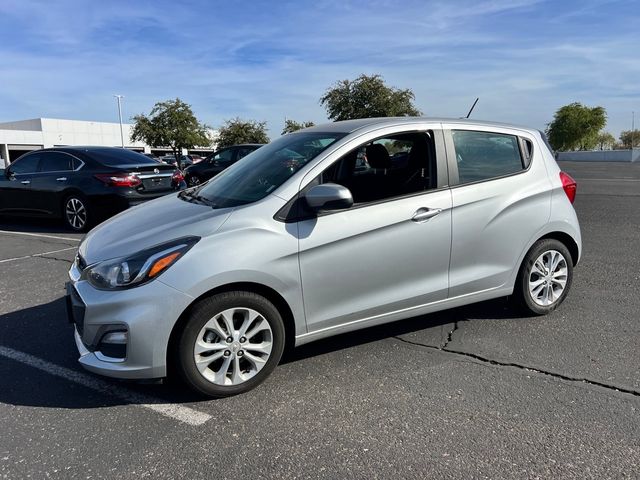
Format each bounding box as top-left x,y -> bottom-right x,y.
632,111 -> 635,151
114,95 -> 125,148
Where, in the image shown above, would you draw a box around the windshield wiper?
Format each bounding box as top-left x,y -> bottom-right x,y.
178,189 -> 216,207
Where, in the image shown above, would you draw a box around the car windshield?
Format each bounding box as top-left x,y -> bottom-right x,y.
193,132 -> 345,208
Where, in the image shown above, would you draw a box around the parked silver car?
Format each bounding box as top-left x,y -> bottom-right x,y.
67,118 -> 581,397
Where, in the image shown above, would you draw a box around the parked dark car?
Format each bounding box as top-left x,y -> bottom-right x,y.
0,147 -> 186,231
161,154 -> 194,170
183,144 -> 264,186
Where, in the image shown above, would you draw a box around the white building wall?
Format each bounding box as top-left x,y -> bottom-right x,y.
0,117 -> 216,168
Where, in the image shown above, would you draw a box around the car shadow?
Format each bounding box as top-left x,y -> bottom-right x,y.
0,296 -> 525,410
0,217 -> 80,236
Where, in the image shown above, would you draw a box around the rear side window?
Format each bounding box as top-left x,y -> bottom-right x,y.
452,130 -> 524,184
10,153 -> 40,174
39,152 -> 73,172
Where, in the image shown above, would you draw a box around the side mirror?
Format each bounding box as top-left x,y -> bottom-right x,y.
4,168 -> 12,179
304,183 -> 353,211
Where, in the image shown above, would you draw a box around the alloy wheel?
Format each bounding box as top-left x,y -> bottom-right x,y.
528,250 -> 568,306
193,307 -> 273,386
65,197 -> 87,230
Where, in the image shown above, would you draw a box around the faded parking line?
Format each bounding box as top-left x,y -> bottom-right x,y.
0,346 -> 212,426
0,230 -> 81,242
0,246 -> 77,264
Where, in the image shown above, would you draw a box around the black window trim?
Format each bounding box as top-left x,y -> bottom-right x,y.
275,128 -> 450,223
444,128 -> 534,189
38,151 -> 85,173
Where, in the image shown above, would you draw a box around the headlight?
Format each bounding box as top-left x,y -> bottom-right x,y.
83,237 -> 199,290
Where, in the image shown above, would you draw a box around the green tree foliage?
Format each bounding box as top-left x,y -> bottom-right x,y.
546,103 -> 607,151
131,98 -> 211,160
619,129 -> 640,149
595,132 -> 616,150
282,119 -> 315,135
216,118 -> 270,148
320,74 -> 421,121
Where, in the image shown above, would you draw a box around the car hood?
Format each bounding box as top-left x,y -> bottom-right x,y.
79,193 -> 233,265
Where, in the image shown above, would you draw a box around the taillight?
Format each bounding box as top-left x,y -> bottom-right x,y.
172,170 -> 184,183
559,171 -> 577,204
95,173 -> 142,188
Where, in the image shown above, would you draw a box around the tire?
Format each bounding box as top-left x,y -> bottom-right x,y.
62,194 -> 90,232
187,175 -> 201,187
513,238 -> 574,315
175,291 -> 285,398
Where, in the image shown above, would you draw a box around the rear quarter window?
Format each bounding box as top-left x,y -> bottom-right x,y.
452,130 -> 525,184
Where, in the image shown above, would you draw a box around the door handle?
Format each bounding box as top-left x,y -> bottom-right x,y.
412,208 -> 441,222
56,177 -> 67,181
21,180 -> 31,185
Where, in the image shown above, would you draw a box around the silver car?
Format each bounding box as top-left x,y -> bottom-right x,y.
67,118 -> 581,397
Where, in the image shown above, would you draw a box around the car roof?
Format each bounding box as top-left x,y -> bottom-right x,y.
39,146 -> 141,153
302,117 -> 537,135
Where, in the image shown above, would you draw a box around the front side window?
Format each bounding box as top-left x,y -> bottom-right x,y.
316,131 -> 437,205
194,132 -> 345,208
39,152 -> 73,172
211,149 -> 234,164
235,147 -> 257,161
452,130 -> 524,184
10,153 -> 40,174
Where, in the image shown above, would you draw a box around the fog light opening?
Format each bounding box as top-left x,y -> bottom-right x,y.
96,330 -> 128,362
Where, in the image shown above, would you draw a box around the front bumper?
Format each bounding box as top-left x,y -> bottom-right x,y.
67,276 -> 194,380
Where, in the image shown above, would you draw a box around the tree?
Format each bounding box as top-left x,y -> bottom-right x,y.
282,119 -> 315,135
546,102 -> 607,151
320,74 -> 421,121
619,129 -> 640,149
595,132 -> 616,150
131,98 -> 211,160
216,118 -> 269,148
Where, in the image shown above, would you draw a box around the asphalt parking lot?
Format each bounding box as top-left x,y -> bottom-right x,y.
0,161 -> 638,479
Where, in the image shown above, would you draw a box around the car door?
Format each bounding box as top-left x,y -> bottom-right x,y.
201,148 -> 234,179
0,152 -> 41,214
29,151 -> 77,215
297,129 -> 452,333
442,124 -> 552,297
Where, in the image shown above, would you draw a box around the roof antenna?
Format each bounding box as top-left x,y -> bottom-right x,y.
465,97 -> 479,119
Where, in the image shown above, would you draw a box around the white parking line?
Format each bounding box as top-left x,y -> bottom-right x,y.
0,230 -> 81,242
0,346 -> 212,426
0,246 -> 77,264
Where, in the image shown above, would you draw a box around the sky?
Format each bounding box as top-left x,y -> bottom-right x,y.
0,0 -> 638,139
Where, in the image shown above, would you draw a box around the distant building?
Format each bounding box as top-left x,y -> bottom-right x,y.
0,118 -> 215,167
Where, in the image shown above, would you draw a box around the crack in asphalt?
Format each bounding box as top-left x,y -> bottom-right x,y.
441,321 -> 458,349
394,335 -> 640,398
38,255 -> 73,264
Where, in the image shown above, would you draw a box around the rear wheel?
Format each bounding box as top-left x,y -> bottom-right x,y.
175,291 -> 285,397
63,195 -> 90,232
514,239 -> 573,315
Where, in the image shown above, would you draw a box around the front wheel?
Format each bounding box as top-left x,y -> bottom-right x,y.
514,239 -> 574,315
187,175 -> 201,187
175,291 -> 285,397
